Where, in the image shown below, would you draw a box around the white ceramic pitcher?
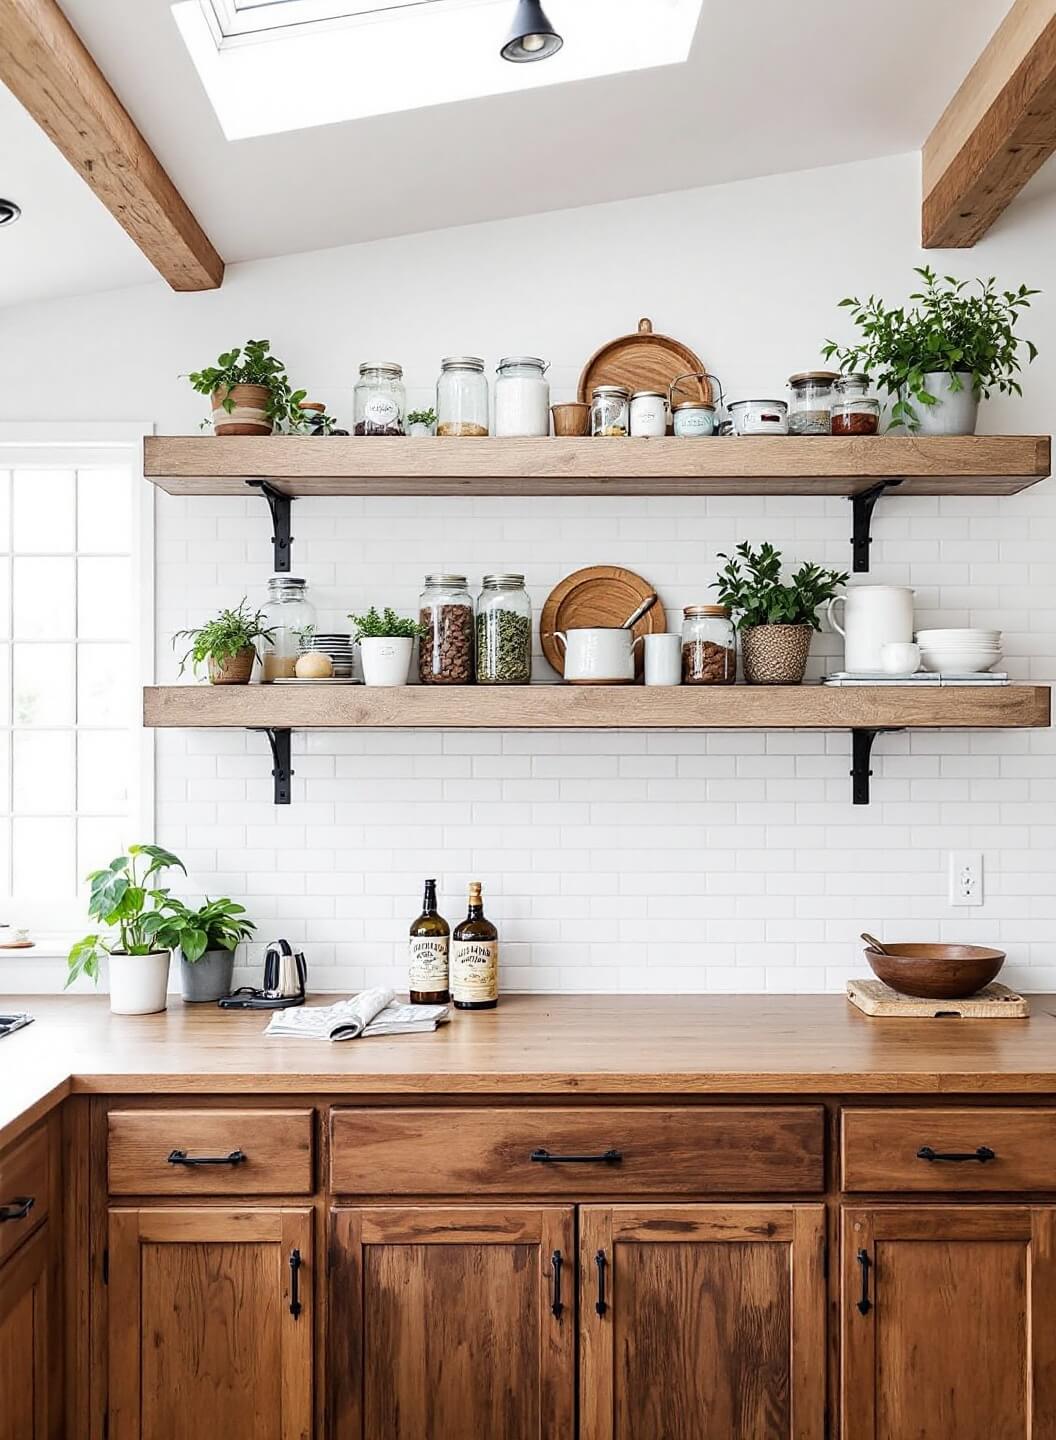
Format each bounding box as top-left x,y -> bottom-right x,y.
826,586 -> 914,674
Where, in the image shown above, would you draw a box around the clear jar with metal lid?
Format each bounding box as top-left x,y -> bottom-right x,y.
354,361 -> 405,435
831,373 -> 881,435
494,356 -> 549,437
682,605 -> 736,685
419,574 -> 474,685
591,385 -> 630,437
261,576 -> 316,682
476,574 -> 531,685
630,391 -> 667,437
787,371 -> 838,435
437,356 -> 489,436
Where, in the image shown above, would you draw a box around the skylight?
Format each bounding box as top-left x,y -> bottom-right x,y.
173,0 -> 705,139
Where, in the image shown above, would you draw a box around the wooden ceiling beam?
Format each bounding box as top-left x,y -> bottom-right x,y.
923,0 -> 1056,248
0,0 -> 223,290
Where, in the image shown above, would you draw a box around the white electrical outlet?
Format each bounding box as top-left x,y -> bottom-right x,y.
949,852 -> 983,907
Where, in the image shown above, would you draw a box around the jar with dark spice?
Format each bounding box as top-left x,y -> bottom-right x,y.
476,574 -> 531,685
682,605 -> 737,684
354,361 -> 405,435
831,373 -> 880,435
419,574 -> 474,685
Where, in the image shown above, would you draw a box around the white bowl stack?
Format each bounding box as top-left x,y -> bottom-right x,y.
301,632 -> 356,677
916,628 -> 1002,674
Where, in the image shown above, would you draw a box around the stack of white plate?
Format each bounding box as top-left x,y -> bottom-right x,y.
916,628 -> 1002,673
302,632 -> 356,677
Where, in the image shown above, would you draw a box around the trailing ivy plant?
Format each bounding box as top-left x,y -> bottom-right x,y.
712,543 -> 847,631
172,599 -> 277,677
349,607 -> 427,642
822,267 -> 1039,430
66,845 -> 191,985
186,338 -> 307,430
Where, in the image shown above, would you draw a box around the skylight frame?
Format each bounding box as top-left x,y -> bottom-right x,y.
208,0 -> 453,41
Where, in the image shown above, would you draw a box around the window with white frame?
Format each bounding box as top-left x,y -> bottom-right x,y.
0,432 -> 153,934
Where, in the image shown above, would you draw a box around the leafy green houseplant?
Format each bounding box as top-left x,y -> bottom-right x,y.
186,339 -> 307,435
173,600 -> 276,685
168,897 -> 256,1004
407,407 -> 438,437
713,542 -> 847,685
349,608 -> 427,687
823,267 -> 1039,433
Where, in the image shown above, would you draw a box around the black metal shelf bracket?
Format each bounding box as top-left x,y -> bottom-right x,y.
850,727 -> 903,805
246,479 -> 293,572
251,727 -> 293,805
850,479 -> 904,572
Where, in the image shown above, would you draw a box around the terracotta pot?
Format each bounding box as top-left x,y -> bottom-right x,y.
208,646 -> 256,685
741,623 -> 813,685
211,382 -> 273,436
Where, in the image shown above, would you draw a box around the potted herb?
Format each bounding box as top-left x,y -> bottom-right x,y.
349,606 -> 426,686
713,542 -> 847,685
66,845 -> 189,1014
168,897 -> 256,1003
173,599 -> 276,684
186,339 -> 307,436
407,408 -> 438,438
823,267 -> 1039,434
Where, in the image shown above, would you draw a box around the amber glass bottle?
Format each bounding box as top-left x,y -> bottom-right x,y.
408,879 -> 450,1004
451,881 -> 498,1010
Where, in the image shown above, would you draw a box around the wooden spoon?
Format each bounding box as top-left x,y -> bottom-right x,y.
860,932 -> 890,954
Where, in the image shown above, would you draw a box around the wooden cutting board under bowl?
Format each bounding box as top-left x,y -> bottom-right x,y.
847,979 -> 1030,1019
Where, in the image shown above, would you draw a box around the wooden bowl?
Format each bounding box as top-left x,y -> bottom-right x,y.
550,402 -> 591,437
864,943 -> 1006,999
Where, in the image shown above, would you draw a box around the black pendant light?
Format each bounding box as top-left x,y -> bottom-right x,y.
500,0 -> 562,62
0,200 -> 21,227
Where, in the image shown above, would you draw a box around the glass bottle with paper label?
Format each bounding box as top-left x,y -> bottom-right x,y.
451,881 -> 498,1010
409,878 -> 450,1004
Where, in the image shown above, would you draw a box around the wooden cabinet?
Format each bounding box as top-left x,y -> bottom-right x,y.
330,1206 -> 575,1439
580,1205 -> 827,1440
841,1206 -> 1056,1439
107,1206 -> 313,1440
0,1227 -> 53,1440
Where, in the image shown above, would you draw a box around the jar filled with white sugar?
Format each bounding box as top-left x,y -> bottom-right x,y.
494,356 -> 550,437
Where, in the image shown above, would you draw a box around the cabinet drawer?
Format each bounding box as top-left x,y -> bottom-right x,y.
842,1108 -> 1056,1192
331,1106 -> 824,1196
108,1109 -> 314,1195
0,1124 -> 48,1265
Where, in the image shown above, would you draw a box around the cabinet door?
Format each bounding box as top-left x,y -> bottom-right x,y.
842,1206 -> 1056,1440
108,1207 -> 313,1440
0,1227 -> 50,1440
580,1205 -> 826,1440
330,1205 -> 574,1440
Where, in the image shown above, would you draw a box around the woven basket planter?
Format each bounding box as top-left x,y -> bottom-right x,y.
207,646 -> 256,685
741,623 -> 812,685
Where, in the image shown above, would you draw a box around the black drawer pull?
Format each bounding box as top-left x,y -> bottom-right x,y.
550,1249 -> 564,1318
530,1148 -> 623,1166
0,1196 -> 34,1223
167,1148 -> 247,1168
289,1248 -> 303,1319
856,1248 -> 872,1315
916,1145 -> 995,1165
595,1249 -> 608,1316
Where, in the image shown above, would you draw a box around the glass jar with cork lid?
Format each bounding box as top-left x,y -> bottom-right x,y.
682,605 -> 737,684
787,371 -> 838,435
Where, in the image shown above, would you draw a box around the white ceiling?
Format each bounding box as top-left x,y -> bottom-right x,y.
0,0 -> 1022,306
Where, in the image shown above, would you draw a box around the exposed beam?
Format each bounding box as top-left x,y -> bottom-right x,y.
0,0 -> 224,290
923,0 -> 1056,248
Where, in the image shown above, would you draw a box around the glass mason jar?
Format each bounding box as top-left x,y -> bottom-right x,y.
437,356 -> 489,437
681,605 -> 737,685
494,356 -> 550,437
787,371 -> 838,435
591,385 -> 630,437
419,574 -> 475,685
831,373 -> 881,435
476,574 -> 531,685
261,576 -> 316,682
354,361 -> 405,435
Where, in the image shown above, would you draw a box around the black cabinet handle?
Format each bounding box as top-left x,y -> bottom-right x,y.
530,1148 -> 623,1166
550,1250 -> 564,1318
289,1248 -> 302,1319
856,1248 -> 872,1315
595,1249 -> 608,1316
916,1145 -> 995,1165
167,1148 -> 247,1168
0,1196 -> 34,1223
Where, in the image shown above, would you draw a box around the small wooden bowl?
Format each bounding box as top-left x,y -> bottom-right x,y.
551,402 -> 591,437
864,943 -> 1006,999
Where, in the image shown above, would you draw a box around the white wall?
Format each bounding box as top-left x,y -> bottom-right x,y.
2,151 -> 1055,994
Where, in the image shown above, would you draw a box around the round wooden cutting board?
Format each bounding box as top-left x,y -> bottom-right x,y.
577,317 -> 711,407
540,566 -> 667,677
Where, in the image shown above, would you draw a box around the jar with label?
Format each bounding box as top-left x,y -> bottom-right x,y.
261,576 -> 316,682
682,605 -> 737,685
476,574 -> 531,685
831,373 -> 881,435
419,574 -> 474,685
728,398 -> 789,436
494,356 -> 550,437
437,356 -> 489,436
787,372 -> 837,435
630,391 -> 667,437
673,401 -> 716,437
591,385 -> 630,437
354,362 -> 405,435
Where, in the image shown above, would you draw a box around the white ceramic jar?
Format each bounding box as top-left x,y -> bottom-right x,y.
630,391 -> 667,437
673,401 -> 717,437
728,399 -> 789,436
494,356 -> 550,437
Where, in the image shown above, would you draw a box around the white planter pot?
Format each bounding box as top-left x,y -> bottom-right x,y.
909,371 -> 979,436
108,951 -> 170,1015
359,636 -> 413,686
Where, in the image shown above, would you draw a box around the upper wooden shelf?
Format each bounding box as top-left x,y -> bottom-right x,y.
143,434 -> 1051,498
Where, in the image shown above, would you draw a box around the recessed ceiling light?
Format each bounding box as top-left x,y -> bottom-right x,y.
0,200 -> 21,228
501,0 -> 562,62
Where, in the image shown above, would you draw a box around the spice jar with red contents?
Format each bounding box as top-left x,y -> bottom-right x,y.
831,374 -> 881,436
682,605 -> 737,685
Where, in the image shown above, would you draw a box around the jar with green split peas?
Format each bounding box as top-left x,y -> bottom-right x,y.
409,878 -> 449,1005
476,574 -> 532,685
451,881 -> 498,1010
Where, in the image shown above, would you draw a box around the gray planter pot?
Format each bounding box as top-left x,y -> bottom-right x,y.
908,371 -> 979,436
180,947 -> 235,1003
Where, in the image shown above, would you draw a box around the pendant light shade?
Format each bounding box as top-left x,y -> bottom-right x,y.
500,0 -> 563,62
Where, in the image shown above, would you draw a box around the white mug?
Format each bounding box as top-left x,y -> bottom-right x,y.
644,632 -> 682,686
826,586 -> 915,674
880,641 -> 921,677
555,627 -> 642,683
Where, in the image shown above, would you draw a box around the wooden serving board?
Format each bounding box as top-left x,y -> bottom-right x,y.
577,317 -> 710,406
540,565 -> 667,678
847,978 -> 1030,1019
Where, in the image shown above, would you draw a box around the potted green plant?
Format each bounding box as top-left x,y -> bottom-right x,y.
186,339 -> 307,436
713,542 -> 847,685
406,407 -> 438,438
173,599 -> 276,684
66,845 -> 190,1014
349,606 -> 426,686
167,897 -> 256,1003
823,267 -> 1039,434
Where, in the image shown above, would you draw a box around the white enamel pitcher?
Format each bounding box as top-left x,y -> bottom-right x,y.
826,586 -> 915,674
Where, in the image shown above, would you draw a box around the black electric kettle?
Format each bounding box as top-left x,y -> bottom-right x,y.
218,939 -> 307,1010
